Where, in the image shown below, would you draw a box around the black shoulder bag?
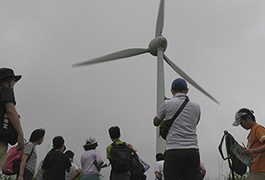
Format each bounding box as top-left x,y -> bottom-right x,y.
159,97 -> 189,140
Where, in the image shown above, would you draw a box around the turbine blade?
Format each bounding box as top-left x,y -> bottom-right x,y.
164,54 -> 220,104
155,0 -> 165,37
72,48 -> 149,67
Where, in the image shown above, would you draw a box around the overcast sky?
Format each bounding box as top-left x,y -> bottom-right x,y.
1,1 -> 265,179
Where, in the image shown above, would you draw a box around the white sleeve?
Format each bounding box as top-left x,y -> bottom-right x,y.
154,162 -> 159,173
156,102 -> 167,120
72,163 -> 78,172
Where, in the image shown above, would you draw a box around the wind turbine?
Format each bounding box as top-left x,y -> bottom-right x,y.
72,0 -> 219,153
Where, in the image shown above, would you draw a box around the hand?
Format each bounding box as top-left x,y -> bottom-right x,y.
242,149 -> 254,157
17,135 -> 24,151
17,175 -> 23,180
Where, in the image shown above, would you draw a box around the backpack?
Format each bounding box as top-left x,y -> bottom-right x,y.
218,130 -> 247,180
2,142 -> 34,175
130,152 -> 146,180
110,142 -> 133,173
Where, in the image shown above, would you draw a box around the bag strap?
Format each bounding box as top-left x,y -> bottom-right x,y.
218,131 -> 235,180
218,131 -> 228,160
111,141 -> 123,147
93,158 -> 101,172
26,142 -> 34,162
171,97 -> 189,121
165,97 -> 189,129
24,141 -> 34,163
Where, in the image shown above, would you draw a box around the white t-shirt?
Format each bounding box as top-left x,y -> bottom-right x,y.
65,162 -> 79,180
24,142 -> 36,174
154,160 -> 164,180
81,149 -> 103,175
156,93 -> 200,150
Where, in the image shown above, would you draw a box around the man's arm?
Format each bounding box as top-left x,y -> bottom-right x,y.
155,172 -> 162,180
71,168 -> 81,180
199,162 -> 206,178
17,153 -> 29,180
66,156 -> 72,173
5,102 -> 24,150
153,116 -> 162,126
242,142 -> 265,156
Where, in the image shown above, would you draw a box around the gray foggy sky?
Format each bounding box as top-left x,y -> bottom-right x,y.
1,1 -> 265,179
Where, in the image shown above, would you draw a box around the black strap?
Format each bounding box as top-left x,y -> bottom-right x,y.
164,97 -> 189,129
218,131 -> 228,160
218,131 -> 235,180
25,142 -> 34,162
171,97 -> 189,121
93,158 -> 101,172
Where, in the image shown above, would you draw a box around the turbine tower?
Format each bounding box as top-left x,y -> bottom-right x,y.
72,0 -> 219,153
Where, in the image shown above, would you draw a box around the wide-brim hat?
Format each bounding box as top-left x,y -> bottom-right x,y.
0,68 -> 22,82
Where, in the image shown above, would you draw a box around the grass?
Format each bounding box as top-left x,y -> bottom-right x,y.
202,172 -> 250,180
0,173 -> 16,180
0,169 -> 249,180
0,173 -> 249,180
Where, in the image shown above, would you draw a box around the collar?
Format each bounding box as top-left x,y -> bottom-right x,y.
112,139 -> 121,143
173,92 -> 188,98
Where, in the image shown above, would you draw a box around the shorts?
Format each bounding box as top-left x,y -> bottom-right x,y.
249,172 -> 265,180
81,174 -> 100,180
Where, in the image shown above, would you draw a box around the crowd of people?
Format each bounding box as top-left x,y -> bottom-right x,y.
1,67 -> 265,180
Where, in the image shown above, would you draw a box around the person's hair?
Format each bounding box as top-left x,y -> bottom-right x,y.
53,136 -> 64,149
109,126 -> 120,139
0,77 -> 13,84
83,144 -> 97,151
156,153 -> 164,161
172,87 -> 187,92
29,128 -> 45,142
238,108 -> 256,122
65,150 -> 74,159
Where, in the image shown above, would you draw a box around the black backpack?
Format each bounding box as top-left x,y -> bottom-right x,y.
218,130 -> 247,180
110,142 -> 133,173
130,152 -> 146,180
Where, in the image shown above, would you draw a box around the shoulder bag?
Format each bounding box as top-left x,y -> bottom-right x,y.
159,97 -> 189,140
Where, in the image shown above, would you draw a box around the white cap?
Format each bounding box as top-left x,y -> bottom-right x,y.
233,108 -> 253,126
84,137 -> 97,146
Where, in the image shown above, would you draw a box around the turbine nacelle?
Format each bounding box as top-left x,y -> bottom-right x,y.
148,36 -> 167,56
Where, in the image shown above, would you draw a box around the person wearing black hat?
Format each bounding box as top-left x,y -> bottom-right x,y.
0,67 -> 24,169
153,78 -> 201,180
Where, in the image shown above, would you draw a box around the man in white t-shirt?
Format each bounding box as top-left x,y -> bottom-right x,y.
153,78 -> 201,180
65,150 -> 81,180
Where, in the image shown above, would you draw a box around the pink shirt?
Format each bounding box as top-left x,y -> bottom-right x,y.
81,149 -> 103,175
